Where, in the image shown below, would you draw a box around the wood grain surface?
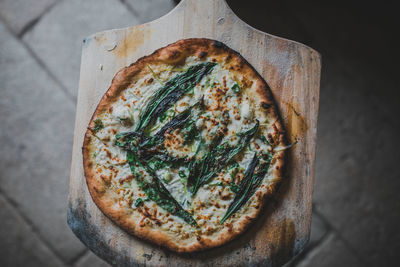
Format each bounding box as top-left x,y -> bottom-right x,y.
67,0 -> 321,266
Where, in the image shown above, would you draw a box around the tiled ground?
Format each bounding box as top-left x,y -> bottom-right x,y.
0,0 -> 398,266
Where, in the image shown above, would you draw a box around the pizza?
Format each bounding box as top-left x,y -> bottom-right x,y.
83,38 -> 288,252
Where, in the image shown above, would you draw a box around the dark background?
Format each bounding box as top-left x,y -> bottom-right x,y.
0,0 -> 399,266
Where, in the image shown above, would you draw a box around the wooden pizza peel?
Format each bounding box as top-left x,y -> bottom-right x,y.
67,0 -> 321,266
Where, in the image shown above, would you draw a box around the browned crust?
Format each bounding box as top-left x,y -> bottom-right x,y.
83,38 -> 287,253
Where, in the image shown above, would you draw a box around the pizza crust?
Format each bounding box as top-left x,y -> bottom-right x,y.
83,38 -> 286,252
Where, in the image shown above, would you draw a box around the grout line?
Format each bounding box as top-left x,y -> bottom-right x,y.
19,0 -> 67,38
280,206 -> 334,266
20,38 -> 76,104
328,228 -> 372,267
69,248 -> 90,266
288,205 -> 365,267
291,232 -> 335,267
288,220 -> 333,266
0,0 -> 76,106
311,207 -> 372,267
0,189 -> 69,265
119,0 -> 141,18
18,16 -> 42,38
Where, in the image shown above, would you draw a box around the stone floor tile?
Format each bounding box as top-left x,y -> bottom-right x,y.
0,22 -> 86,262
0,0 -> 59,34
74,251 -> 110,267
23,0 -> 139,98
124,0 -> 176,23
0,194 -> 65,267
296,234 -> 363,267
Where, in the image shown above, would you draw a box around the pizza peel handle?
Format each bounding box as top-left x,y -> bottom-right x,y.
68,0 -> 321,266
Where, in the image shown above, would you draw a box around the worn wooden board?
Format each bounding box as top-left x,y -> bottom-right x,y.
67,0 -> 321,266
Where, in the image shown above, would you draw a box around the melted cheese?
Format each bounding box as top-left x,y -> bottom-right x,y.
90,56 -> 279,238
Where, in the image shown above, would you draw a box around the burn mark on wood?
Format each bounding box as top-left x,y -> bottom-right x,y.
262,102 -> 271,109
